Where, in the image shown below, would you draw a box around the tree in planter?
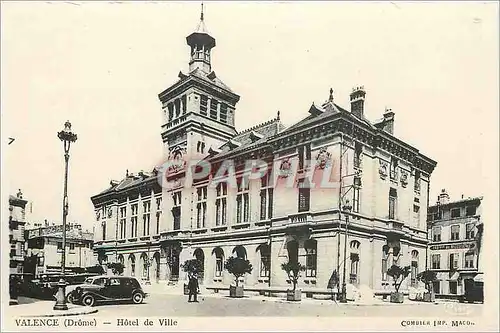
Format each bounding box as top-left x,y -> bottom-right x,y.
386,264 -> 411,303
107,262 -> 125,275
224,257 -> 253,298
417,270 -> 437,302
181,259 -> 203,295
281,260 -> 306,301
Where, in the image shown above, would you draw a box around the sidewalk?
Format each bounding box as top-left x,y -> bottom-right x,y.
143,284 -> 441,307
7,301 -> 98,318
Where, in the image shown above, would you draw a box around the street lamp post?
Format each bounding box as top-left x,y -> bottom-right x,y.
339,199 -> 352,303
53,121 -> 77,311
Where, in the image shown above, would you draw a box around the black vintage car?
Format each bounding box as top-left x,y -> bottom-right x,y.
67,276 -> 147,307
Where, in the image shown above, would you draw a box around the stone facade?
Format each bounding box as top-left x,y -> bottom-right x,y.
91,11 -> 437,297
427,190 -> 483,298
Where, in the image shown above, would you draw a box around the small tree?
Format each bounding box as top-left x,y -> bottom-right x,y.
181,259 -> 203,278
417,270 -> 437,293
387,265 -> 411,293
107,262 -> 125,275
224,257 -> 253,287
281,261 -> 306,291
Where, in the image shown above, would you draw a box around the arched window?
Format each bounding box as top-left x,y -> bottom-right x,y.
194,248 -> 205,281
411,250 -> 419,286
141,253 -> 148,279
286,240 -> 299,264
349,240 -> 360,284
212,247 -> 224,277
129,254 -> 136,276
118,254 -> 124,265
232,245 -> 247,260
304,239 -> 317,278
382,245 -> 389,281
350,240 -> 361,250
257,244 -> 270,277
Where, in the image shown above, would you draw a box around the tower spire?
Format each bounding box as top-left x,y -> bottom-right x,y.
196,2 -> 207,33
187,2 -> 215,73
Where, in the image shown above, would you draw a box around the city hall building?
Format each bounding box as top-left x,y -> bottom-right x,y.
91,10 -> 437,296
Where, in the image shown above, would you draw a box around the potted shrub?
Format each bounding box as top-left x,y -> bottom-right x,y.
181,259 -> 203,295
106,262 -> 125,276
281,260 -> 306,301
387,264 -> 411,303
417,270 -> 437,302
224,257 -> 253,298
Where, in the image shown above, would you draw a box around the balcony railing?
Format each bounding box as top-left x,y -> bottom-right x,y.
288,212 -> 313,224
165,114 -> 187,129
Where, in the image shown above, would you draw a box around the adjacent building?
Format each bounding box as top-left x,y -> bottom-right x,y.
91,9 -> 437,296
427,190 -> 483,298
9,190 -> 28,275
24,222 -> 95,277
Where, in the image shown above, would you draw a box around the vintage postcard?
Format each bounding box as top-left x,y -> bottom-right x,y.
1,1 -> 499,332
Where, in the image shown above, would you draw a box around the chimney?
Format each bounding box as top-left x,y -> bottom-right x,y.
350,86 -> 366,118
382,108 -> 395,134
438,188 -> 450,205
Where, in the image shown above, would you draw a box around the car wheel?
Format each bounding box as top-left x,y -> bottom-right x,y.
82,294 -> 95,307
66,293 -> 75,304
132,292 -> 144,304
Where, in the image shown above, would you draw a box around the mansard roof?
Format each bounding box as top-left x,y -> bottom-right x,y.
213,115 -> 284,160
91,170 -> 160,205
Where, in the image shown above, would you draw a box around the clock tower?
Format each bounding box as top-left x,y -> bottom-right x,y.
158,4 -> 240,162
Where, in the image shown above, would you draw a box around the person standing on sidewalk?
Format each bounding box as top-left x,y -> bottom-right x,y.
187,272 -> 199,303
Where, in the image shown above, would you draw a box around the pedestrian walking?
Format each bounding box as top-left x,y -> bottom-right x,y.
187,273 -> 199,303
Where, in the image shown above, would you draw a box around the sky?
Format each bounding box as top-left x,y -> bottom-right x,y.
1,1 -> 498,232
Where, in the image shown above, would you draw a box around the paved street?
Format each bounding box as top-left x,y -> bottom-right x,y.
87,293 -> 483,317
